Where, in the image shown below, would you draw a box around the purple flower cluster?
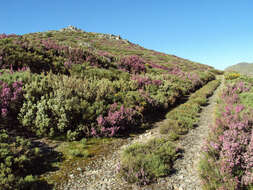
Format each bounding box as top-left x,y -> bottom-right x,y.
118,55 -> 146,74
97,50 -> 114,59
41,39 -> 101,67
131,75 -> 162,88
148,62 -> 170,71
0,33 -> 17,39
96,103 -> 137,137
0,80 -> 23,117
204,81 -> 253,188
187,73 -> 202,86
169,66 -> 186,78
41,39 -> 68,52
138,89 -> 156,106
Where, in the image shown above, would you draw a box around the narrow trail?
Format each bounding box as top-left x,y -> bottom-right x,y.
60,77 -> 224,190
146,76 -> 224,190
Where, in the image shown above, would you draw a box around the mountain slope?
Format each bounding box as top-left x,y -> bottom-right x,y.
226,62 -> 253,76
0,26 -> 221,189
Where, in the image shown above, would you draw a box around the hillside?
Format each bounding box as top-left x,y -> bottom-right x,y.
0,26 -> 221,189
226,62 -> 253,76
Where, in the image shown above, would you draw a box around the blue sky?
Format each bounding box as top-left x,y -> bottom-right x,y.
1,0 -> 253,70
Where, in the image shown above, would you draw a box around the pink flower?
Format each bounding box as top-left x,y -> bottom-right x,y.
1,108 -> 7,117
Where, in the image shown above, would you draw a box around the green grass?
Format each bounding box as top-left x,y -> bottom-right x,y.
119,138 -> 179,185
160,79 -> 221,136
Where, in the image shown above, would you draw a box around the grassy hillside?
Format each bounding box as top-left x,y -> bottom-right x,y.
226,62 -> 253,76
0,26 -> 221,189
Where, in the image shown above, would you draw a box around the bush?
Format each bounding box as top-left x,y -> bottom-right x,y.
0,129 -> 42,190
118,55 -> 146,74
225,72 -> 240,80
199,78 -> 253,190
0,71 -> 24,120
119,138 -> 179,185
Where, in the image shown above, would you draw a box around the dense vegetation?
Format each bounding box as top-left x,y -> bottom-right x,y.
199,73 -> 253,190
0,27 -> 220,189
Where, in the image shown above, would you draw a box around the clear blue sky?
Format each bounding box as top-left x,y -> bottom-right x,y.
2,0 -> 253,70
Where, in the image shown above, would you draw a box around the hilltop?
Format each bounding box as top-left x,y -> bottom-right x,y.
226,62 -> 253,76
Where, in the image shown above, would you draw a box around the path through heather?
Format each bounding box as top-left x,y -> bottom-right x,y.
59,76 -> 224,190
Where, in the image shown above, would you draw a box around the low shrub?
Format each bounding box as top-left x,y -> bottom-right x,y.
118,138 -> 179,185
0,129 -> 42,190
118,55 -> 146,74
225,72 -> 240,80
199,77 -> 253,190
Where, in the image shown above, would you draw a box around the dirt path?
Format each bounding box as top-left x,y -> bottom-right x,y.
59,77 -> 224,190
145,76 -> 224,190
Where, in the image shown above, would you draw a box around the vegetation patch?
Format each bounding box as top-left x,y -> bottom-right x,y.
160,79 -> 221,136
199,75 -> 253,190
119,138 -> 179,185
119,79 -> 221,185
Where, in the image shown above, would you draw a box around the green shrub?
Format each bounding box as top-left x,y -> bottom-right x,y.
119,138 -> 179,185
0,129 -> 43,190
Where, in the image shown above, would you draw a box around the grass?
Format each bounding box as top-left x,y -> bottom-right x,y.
119,138 -> 179,185
160,79 -> 221,136
40,137 -> 118,189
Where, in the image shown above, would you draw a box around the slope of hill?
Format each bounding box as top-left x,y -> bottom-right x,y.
226,62 -> 253,76
0,26 -> 221,189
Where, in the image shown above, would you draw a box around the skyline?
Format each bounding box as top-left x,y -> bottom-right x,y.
2,0 -> 253,70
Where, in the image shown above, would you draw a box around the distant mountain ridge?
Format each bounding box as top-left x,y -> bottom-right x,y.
226,62 -> 253,76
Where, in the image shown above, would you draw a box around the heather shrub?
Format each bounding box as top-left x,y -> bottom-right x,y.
199,78 -> 253,190
96,103 -> 142,136
0,36 -> 112,74
119,138 -> 179,185
0,74 -> 23,119
118,55 -> 146,74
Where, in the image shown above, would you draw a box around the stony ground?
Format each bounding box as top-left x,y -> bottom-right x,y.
58,77 -> 224,190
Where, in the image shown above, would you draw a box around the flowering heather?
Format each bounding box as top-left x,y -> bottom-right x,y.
201,80 -> 253,189
96,103 -> 139,137
131,75 -> 162,88
97,50 -> 114,59
169,66 -> 185,78
187,73 -> 202,86
0,33 -> 17,39
118,55 -> 146,74
0,80 -> 23,117
148,62 -> 170,71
